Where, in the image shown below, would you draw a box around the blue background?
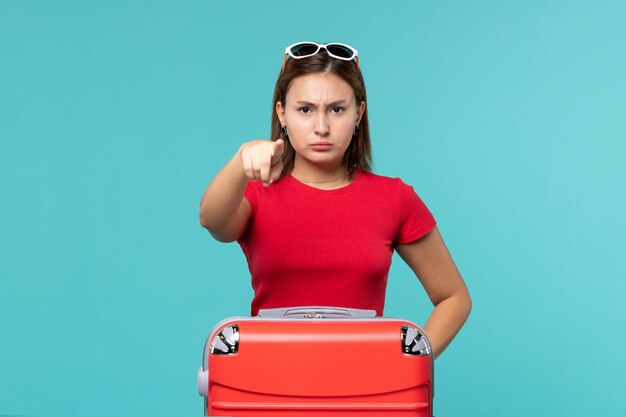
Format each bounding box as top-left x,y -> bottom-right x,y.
1,1 -> 625,416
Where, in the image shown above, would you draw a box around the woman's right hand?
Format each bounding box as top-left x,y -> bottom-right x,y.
239,138 -> 285,187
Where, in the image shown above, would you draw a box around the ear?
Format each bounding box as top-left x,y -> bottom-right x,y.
276,101 -> 286,125
356,100 -> 365,125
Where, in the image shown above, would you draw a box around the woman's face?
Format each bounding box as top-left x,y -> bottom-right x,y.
276,72 -> 365,170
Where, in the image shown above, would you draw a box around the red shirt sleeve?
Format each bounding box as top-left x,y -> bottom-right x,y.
393,179 -> 437,246
238,180 -> 262,243
243,180 -> 261,216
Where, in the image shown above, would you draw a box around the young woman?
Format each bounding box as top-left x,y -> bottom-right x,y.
199,41 -> 471,359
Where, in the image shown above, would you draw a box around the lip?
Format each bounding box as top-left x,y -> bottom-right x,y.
310,143 -> 332,151
311,141 -> 332,146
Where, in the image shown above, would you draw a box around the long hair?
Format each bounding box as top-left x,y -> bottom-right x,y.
270,48 -> 373,181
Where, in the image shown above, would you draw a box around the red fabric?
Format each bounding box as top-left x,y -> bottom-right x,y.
236,169 -> 437,317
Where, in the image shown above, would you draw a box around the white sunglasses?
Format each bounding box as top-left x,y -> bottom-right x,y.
281,41 -> 359,73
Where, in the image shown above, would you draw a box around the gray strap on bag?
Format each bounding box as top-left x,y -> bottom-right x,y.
257,306 -> 377,318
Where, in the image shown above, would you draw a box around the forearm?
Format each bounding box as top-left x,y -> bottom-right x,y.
199,146 -> 248,231
423,294 -> 472,360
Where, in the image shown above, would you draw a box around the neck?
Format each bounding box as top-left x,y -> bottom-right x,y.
290,157 -> 350,183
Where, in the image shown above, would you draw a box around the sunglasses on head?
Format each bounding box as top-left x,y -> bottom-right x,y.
281,41 -> 359,74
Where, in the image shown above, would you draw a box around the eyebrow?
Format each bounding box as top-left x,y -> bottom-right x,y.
295,100 -> 349,107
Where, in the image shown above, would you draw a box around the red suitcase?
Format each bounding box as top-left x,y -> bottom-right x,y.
197,306 -> 434,417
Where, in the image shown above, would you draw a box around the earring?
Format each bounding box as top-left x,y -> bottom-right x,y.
281,125 -> 288,137
353,124 -> 360,137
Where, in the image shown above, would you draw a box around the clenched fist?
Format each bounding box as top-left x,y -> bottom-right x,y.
239,139 -> 285,187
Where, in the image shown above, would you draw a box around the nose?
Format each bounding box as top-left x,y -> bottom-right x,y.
314,112 -> 330,136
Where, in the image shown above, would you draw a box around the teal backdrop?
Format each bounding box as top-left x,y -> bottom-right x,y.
1,1 -> 625,416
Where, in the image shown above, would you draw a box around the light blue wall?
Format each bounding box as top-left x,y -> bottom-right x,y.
1,1 -> 624,416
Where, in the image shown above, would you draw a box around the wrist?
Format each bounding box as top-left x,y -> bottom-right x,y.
236,143 -> 245,157
234,145 -> 249,181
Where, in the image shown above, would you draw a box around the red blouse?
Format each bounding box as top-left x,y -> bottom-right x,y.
237,169 -> 437,316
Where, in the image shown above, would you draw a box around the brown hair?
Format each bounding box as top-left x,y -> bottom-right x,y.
271,48 -> 373,181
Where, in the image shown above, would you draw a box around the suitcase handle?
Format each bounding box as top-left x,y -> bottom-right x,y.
257,306 -> 377,318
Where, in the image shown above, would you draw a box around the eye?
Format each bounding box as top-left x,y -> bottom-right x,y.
298,106 -> 311,114
331,106 -> 345,113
